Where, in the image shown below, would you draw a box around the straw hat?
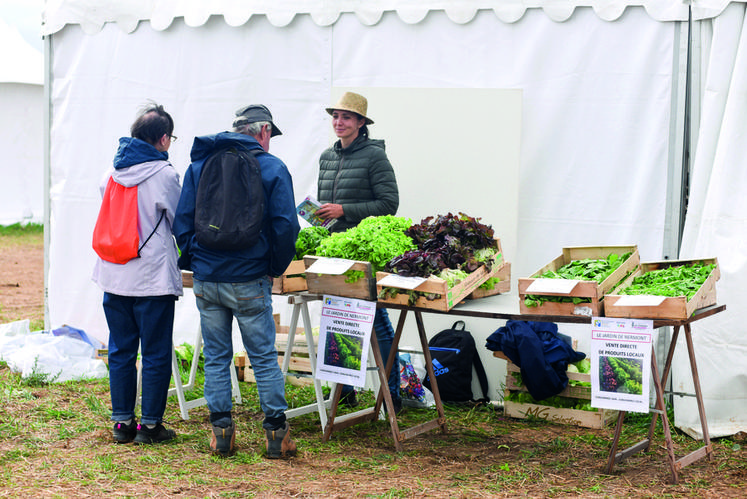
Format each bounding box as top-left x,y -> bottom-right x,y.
325,92 -> 374,125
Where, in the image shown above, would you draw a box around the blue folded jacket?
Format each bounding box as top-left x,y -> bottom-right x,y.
486,320 -> 585,401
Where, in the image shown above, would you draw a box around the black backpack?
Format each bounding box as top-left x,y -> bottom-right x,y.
195,146 -> 264,251
423,321 -> 490,403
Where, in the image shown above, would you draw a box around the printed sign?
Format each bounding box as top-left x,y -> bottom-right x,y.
525,278 -> 580,294
315,295 -> 376,387
590,316 -> 652,413
376,274 -> 427,290
306,257 -> 355,275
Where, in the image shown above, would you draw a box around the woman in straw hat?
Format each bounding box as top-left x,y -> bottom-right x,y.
316,91 -> 402,413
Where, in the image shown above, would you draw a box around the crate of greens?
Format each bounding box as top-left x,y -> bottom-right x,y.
304,215 -> 417,300
376,213 -> 503,311
467,261 -> 511,300
603,258 -> 720,319
495,351 -> 618,429
519,246 -> 640,317
272,226 -> 331,294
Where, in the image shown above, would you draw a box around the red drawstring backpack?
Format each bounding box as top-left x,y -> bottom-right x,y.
92,177 -> 164,264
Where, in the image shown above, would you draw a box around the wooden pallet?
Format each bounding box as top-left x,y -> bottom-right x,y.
495,351 -> 617,429
242,329 -> 319,387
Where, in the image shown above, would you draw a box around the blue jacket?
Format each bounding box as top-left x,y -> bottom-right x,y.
173,132 -> 299,282
486,320 -> 586,401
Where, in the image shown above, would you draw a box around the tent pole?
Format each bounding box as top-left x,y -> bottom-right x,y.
678,3 -> 693,255
43,33 -> 52,331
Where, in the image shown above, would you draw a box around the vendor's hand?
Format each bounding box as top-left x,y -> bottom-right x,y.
317,203 -> 344,220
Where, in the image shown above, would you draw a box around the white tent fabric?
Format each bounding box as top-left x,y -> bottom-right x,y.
0,17 -> 43,85
42,1 -> 747,436
0,17 -> 44,225
39,0 -> 747,32
677,2 -> 747,438
45,7 -> 673,339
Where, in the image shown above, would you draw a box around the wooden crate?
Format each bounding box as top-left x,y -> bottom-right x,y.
603,258 -> 720,320
182,271 -> 193,289
234,352 -> 247,381
376,244 -> 504,312
495,352 -> 617,429
467,262 -> 511,299
518,245 -> 640,317
243,329 -> 318,387
503,400 -> 618,429
303,255 -> 377,300
272,259 -> 308,294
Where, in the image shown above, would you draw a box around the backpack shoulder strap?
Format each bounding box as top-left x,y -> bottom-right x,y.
458,323 -> 489,402
472,349 -> 490,402
453,321 -> 490,402
137,209 -> 166,256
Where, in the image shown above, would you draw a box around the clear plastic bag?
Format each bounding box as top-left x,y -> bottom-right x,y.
399,352 -> 435,408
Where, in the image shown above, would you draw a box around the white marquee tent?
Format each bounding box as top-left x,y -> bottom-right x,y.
0,17 -> 43,225
41,0 -> 746,437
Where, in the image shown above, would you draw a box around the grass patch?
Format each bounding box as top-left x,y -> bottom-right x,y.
0,223 -> 43,249
0,351 -> 744,497
0,222 -> 43,236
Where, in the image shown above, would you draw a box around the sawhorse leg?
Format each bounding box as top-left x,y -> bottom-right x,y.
605,324 -> 712,483
282,294 -> 332,430
322,332 -> 403,450
322,308 -> 447,450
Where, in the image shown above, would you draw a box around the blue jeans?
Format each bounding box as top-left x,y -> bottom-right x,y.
193,277 -> 287,430
342,308 -> 400,400
103,293 -> 175,425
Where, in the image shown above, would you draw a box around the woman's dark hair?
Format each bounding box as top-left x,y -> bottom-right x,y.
358,122 -> 369,138
130,102 -> 174,145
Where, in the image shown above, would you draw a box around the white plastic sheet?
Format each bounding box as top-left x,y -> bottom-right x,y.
0,320 -> 108,382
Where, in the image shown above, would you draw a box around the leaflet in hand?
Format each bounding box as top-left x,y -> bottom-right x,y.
296,195 -> 337,230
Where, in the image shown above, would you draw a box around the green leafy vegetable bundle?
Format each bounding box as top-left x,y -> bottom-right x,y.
618,262 -> 715,299
295,226 -> 330,260
315,215 -> 416,272
524,252 -> 632,307
504,391 -> 594,411
539,252 -> 632,283
506,357 -> 595,410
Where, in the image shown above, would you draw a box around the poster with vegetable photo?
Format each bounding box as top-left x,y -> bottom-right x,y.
315,295 -> 375,388
599,356 -> 644,395
590,317 -> 652,413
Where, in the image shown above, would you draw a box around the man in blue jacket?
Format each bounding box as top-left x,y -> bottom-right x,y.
173,104 -> 300,459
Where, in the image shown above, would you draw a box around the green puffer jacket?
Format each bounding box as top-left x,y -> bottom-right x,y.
317,135 -> 399,232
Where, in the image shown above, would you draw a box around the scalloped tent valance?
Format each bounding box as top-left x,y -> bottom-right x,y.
41,0 -> 745,35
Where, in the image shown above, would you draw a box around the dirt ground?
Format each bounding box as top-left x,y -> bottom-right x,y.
0,237 -> 44,326
1,236 -> 746,498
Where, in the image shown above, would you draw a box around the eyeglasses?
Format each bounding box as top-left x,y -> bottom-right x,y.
169,135 -> 178,142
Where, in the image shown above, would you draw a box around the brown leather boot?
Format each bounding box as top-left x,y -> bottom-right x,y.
265,422 -> 297,459
210,421 -> 235,457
